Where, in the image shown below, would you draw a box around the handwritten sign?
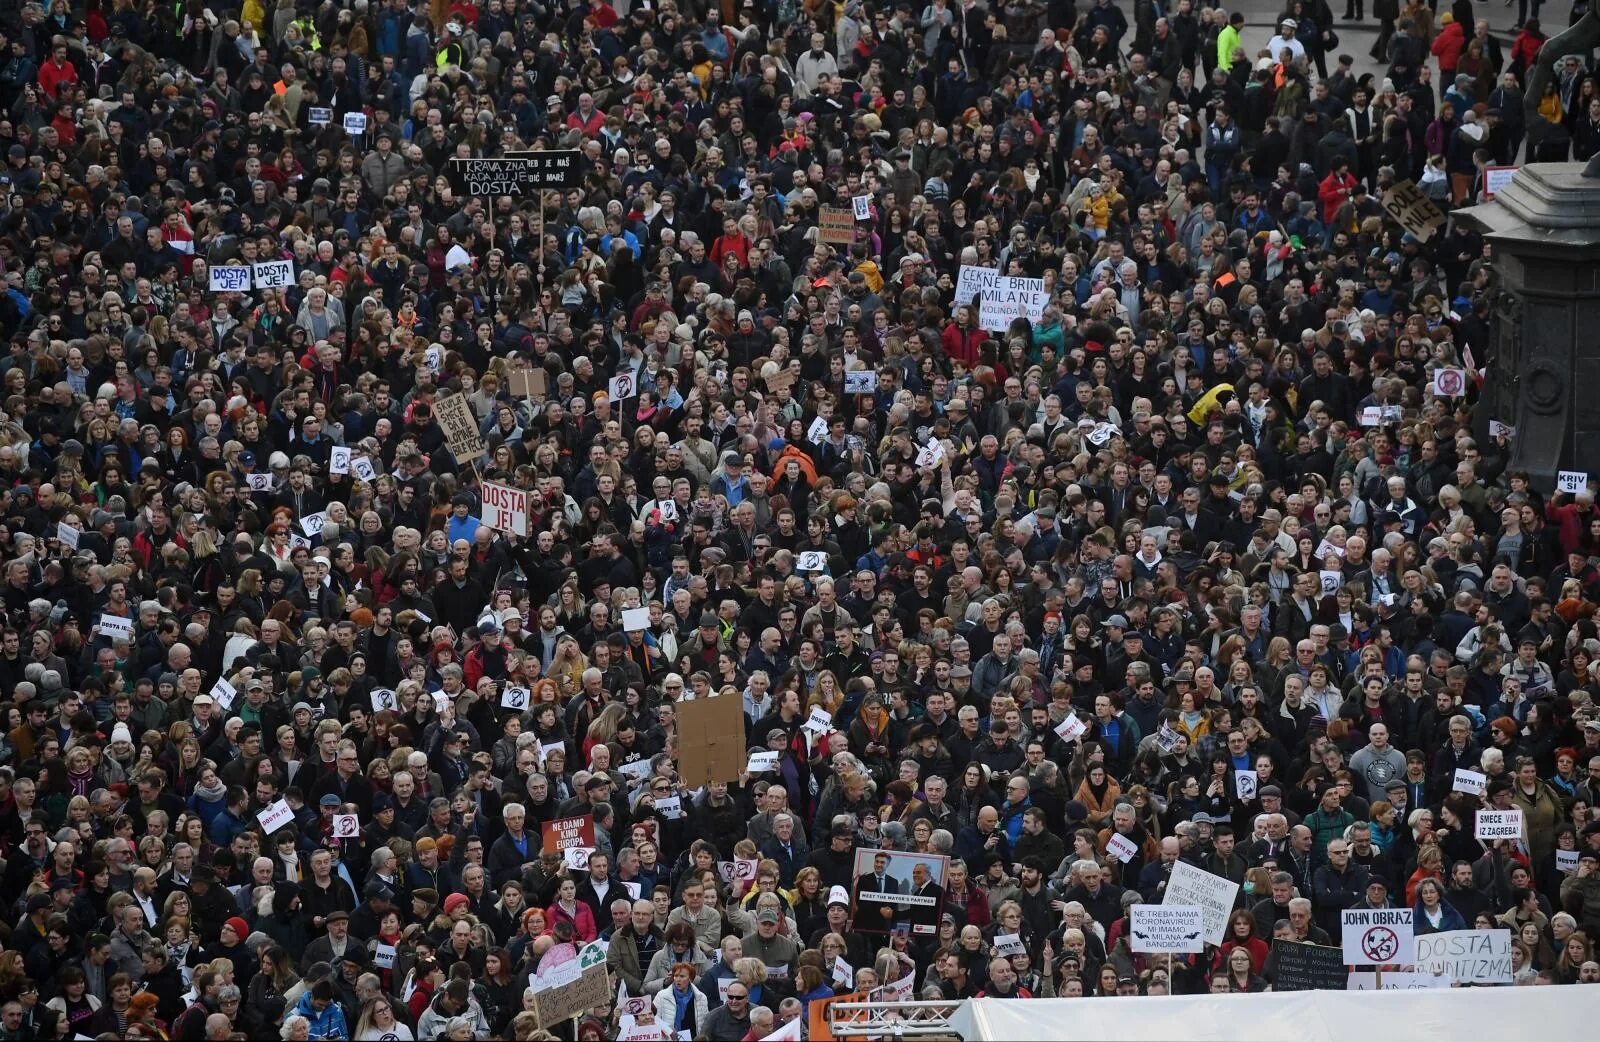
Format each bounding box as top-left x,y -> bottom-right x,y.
1162,861 -> 1239,947
481,480 -> 528,536
1381,179 -> 1446,241
209,266 -> 251,292
1413,929 -> 1511,984
1475,808 -> 1524,841
433,393 -> 485,464
977,274 -> 1048,332
252,259 -> 294,289
1483,165 -> 1518,200
818,206 -> 855,244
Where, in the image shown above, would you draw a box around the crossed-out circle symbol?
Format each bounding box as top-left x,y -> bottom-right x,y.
1362,927 -> 1399,961
1436,370 -> 1464,397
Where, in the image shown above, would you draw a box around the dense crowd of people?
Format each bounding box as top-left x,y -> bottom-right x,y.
3,0 -> 1600,1039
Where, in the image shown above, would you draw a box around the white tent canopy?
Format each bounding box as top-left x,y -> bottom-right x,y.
949,986 -> 1595,1041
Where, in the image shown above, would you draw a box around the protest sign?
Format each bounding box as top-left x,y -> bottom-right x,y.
818,206 -> 855,244
432,393 -> 484,464
655,795 -> 683,819
307,107 -> 332,126
56,522 -> 79,549
747,751 -> 780,773
1129,905 -> 1206,954
1162,861 -> 1239,946
954,264 -> 1003,305
1413,929 -> 1512,984
350,456 -> 376,483
1557,471 -> 1589,495
1483,165 -> 1518,200
500,686 -> 529,711
208,265 -> 251,292
97,614 -> 134,641
333,814 -> 359,838
1054,713 -> 1087,744
676,693 -> 746,786
509,368 -> 547,399
1271,940 -> 1347,991
1348,971 -> 1450,990
481,480 -> 528,536
257,799 -> 293,834
246,473 -> 273,491
1342,908 -> 1415,965
1476,808 -> 1524,841
1105,832 -> 1138,863
373,944 -> 396,969
994,933 -> 1027,956
532,959 -> 609,1027
852,195 -> 872,221
252,259 -> 294,289
796,551 -> 829,572
1453,769 -> 1487,796
851,849 -> 947,935
608,372 -> 636,403
369,688 -> 397,712
1381,180 -> 1446,241
1235,770 -> 1259,801
1558,849 -> 1580,873
976,275 -> 1048,331
208,676 -> 236,711
343,112 -> 368,135
542,814 -> 596,854
1431,368 -> 1468,397
622,607 -> 651,632
300,511 -> 327,537
329,446 -> 351,475
843,369 -> 875,393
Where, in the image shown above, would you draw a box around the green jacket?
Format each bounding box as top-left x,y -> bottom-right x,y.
1218,25 -> 1243,71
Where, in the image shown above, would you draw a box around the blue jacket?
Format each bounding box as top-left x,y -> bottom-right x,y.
291,991 -> 349,1039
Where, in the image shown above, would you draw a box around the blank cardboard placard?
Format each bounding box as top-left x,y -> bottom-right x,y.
677,693 -> 747,786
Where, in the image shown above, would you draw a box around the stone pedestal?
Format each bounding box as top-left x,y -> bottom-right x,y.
1456,164 -> 1600,489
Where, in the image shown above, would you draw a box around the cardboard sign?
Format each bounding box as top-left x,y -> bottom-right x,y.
1129,905 -> 1206,954
1557,470 -> 1589,495
1162,861 -> 1239,947
256,799 -> 294,834
433,393 -> 485,464
1413,929 -> 1512,984
621,607 -> 651,632
481,480 -> 529,536
818,206 -> 855,244
796,550 -> 829,573
1105,831 -> 1138,863
208,265 -> 251,291
1381,179 -> 1446,241
509,368 -> 548,399
1452,768 -> 1487,796
369,688 -> 397,712
608,373 -> 636,403
541,814 -> 596,854
343,111 -> 368,136
97,614 -> 134,641
1271,940 -> 1347,991
976,275 -> 1048,332
532,959 -> 610,1028
1475,808 -> 1524,841
209,677 -> 236,711
329,446 -> 352,475
500,686 -> 530,710
333,814 -> 359,838
1431,367 -> 1468,397
246,473 -> 273,491
56,521 -> 79,549
308,107 -> 332,126
1054,713 -> 1087,744
1342,908 -> 1415,966
676,692 -> 748,786
843,369 -> 875,394
252,259 -> 294,289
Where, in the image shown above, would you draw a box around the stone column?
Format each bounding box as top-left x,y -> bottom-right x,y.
1456,164 -> 1600,489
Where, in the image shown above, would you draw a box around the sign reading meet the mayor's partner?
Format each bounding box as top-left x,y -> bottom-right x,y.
1161,860 -> 1239,947
976,274 -> 1049,332
1413,929 -> 1513,985
850,848 -> 947,935
1129,905 -> 1205,954
1342,908 -> 1415,966
432,392 -> 486,464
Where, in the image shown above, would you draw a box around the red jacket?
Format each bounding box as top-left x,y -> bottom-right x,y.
38,57 -> 78,99
546,899 -> 598,942
942,322 -> 985,369
1318,170 -> 1358,223
1431,21 -> 1466,74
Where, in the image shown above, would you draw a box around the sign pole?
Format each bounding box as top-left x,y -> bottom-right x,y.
537,190 -> 546,289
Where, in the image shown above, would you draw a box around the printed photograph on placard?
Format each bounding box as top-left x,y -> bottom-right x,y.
850,847 -> 947,935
